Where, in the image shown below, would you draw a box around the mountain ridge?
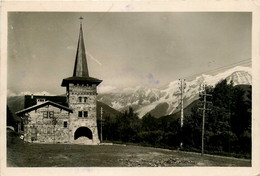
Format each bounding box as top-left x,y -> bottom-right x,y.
97,66 -> 251,118
7,66 -> 251,119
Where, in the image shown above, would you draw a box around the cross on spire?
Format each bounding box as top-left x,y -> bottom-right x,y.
79,16 -> 83,24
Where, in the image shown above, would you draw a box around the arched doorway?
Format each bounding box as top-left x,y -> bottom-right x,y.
74,127 -> 93,140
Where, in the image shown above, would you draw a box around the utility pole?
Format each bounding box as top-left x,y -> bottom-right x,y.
198,84 -> 212,156
178,79 -> 186,148
100,107 -> 103,143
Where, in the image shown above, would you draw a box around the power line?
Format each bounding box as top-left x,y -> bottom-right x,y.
184,60 -> 251,80
184,61 -> 251,80
182,59 -> 251,80
197,64 -> 251,84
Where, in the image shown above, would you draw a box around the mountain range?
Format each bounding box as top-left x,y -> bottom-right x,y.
7,66 -> 251,119
97,66 -> 251,118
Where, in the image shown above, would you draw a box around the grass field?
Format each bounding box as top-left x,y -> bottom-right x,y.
7,132 -> 251,167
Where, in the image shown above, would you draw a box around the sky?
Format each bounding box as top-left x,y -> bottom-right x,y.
7,12 -> 252,96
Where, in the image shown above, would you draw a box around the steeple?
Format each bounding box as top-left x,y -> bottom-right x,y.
73,17 -> 89,77
61,17 -> 102,87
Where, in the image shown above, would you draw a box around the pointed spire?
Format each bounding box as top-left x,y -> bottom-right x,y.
61,17 -> 102,87
73,17 -> 89,77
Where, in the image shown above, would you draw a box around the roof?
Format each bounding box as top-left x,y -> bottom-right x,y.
16,100 -> 73,116
24,95 -> 67,109
73,23 -> 89,77
61,76 -> 102,87
61,21 -> 102,87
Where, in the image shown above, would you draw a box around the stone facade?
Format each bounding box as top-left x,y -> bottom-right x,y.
19,94 -> 100,145
67,83 -> 100,144
19,83 -> 101,144
23,105 -> 71,143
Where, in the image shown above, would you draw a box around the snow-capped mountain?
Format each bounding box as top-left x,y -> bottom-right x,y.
98,86 -> 164,112
97,66 -> 251,118
7,90 -> 54,97
225,71 -> 252,85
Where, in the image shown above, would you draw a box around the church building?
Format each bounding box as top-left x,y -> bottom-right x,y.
16,18 -> 102,145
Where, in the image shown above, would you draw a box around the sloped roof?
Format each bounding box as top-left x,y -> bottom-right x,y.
16,100 -> 73,116
73,22 -> 89,77
61,20 -> 102,87
61,76 -> 102,87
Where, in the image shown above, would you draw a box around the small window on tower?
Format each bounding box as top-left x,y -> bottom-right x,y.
84,97 -> 88,103
84,111 -> 88,118
78,97 -> 82,102
64,121 -> 68,128
47,127 -> 52,134
78,111 -> 82,117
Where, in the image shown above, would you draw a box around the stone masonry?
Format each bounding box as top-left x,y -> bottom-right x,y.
22,105 -> 71,143
67,83 -> 100,144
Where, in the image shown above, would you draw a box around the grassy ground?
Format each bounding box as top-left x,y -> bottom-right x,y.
7,132 -> 251,167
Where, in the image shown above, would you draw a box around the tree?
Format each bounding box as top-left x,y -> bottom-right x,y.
111,107 -> 142,143
183,80 -> 251,157
141,114 -> 158,131
7,106 -> 16,129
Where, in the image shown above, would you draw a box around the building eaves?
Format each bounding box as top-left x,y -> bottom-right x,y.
16,100 -> 73,116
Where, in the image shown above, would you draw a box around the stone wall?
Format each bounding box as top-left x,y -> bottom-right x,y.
68,83 -> 100,144
23,105 -> 71,143
21,83 -> 100,145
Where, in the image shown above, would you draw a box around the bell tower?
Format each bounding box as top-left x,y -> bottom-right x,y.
61,17 -> 102,144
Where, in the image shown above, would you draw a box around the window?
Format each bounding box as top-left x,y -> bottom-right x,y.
37,98 -> 45,105
43,111 -> 54,118
78,111 -> 88,118
84,111 -> 88,118
64,121 -> 68,128
47,127 -> 52,134
84,97 -> 88,103
49,111 -> 54,118
78,97 -> 82,102
37,99 -> 45,102
78,111 -> 82,117
43,111 -> 48,118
